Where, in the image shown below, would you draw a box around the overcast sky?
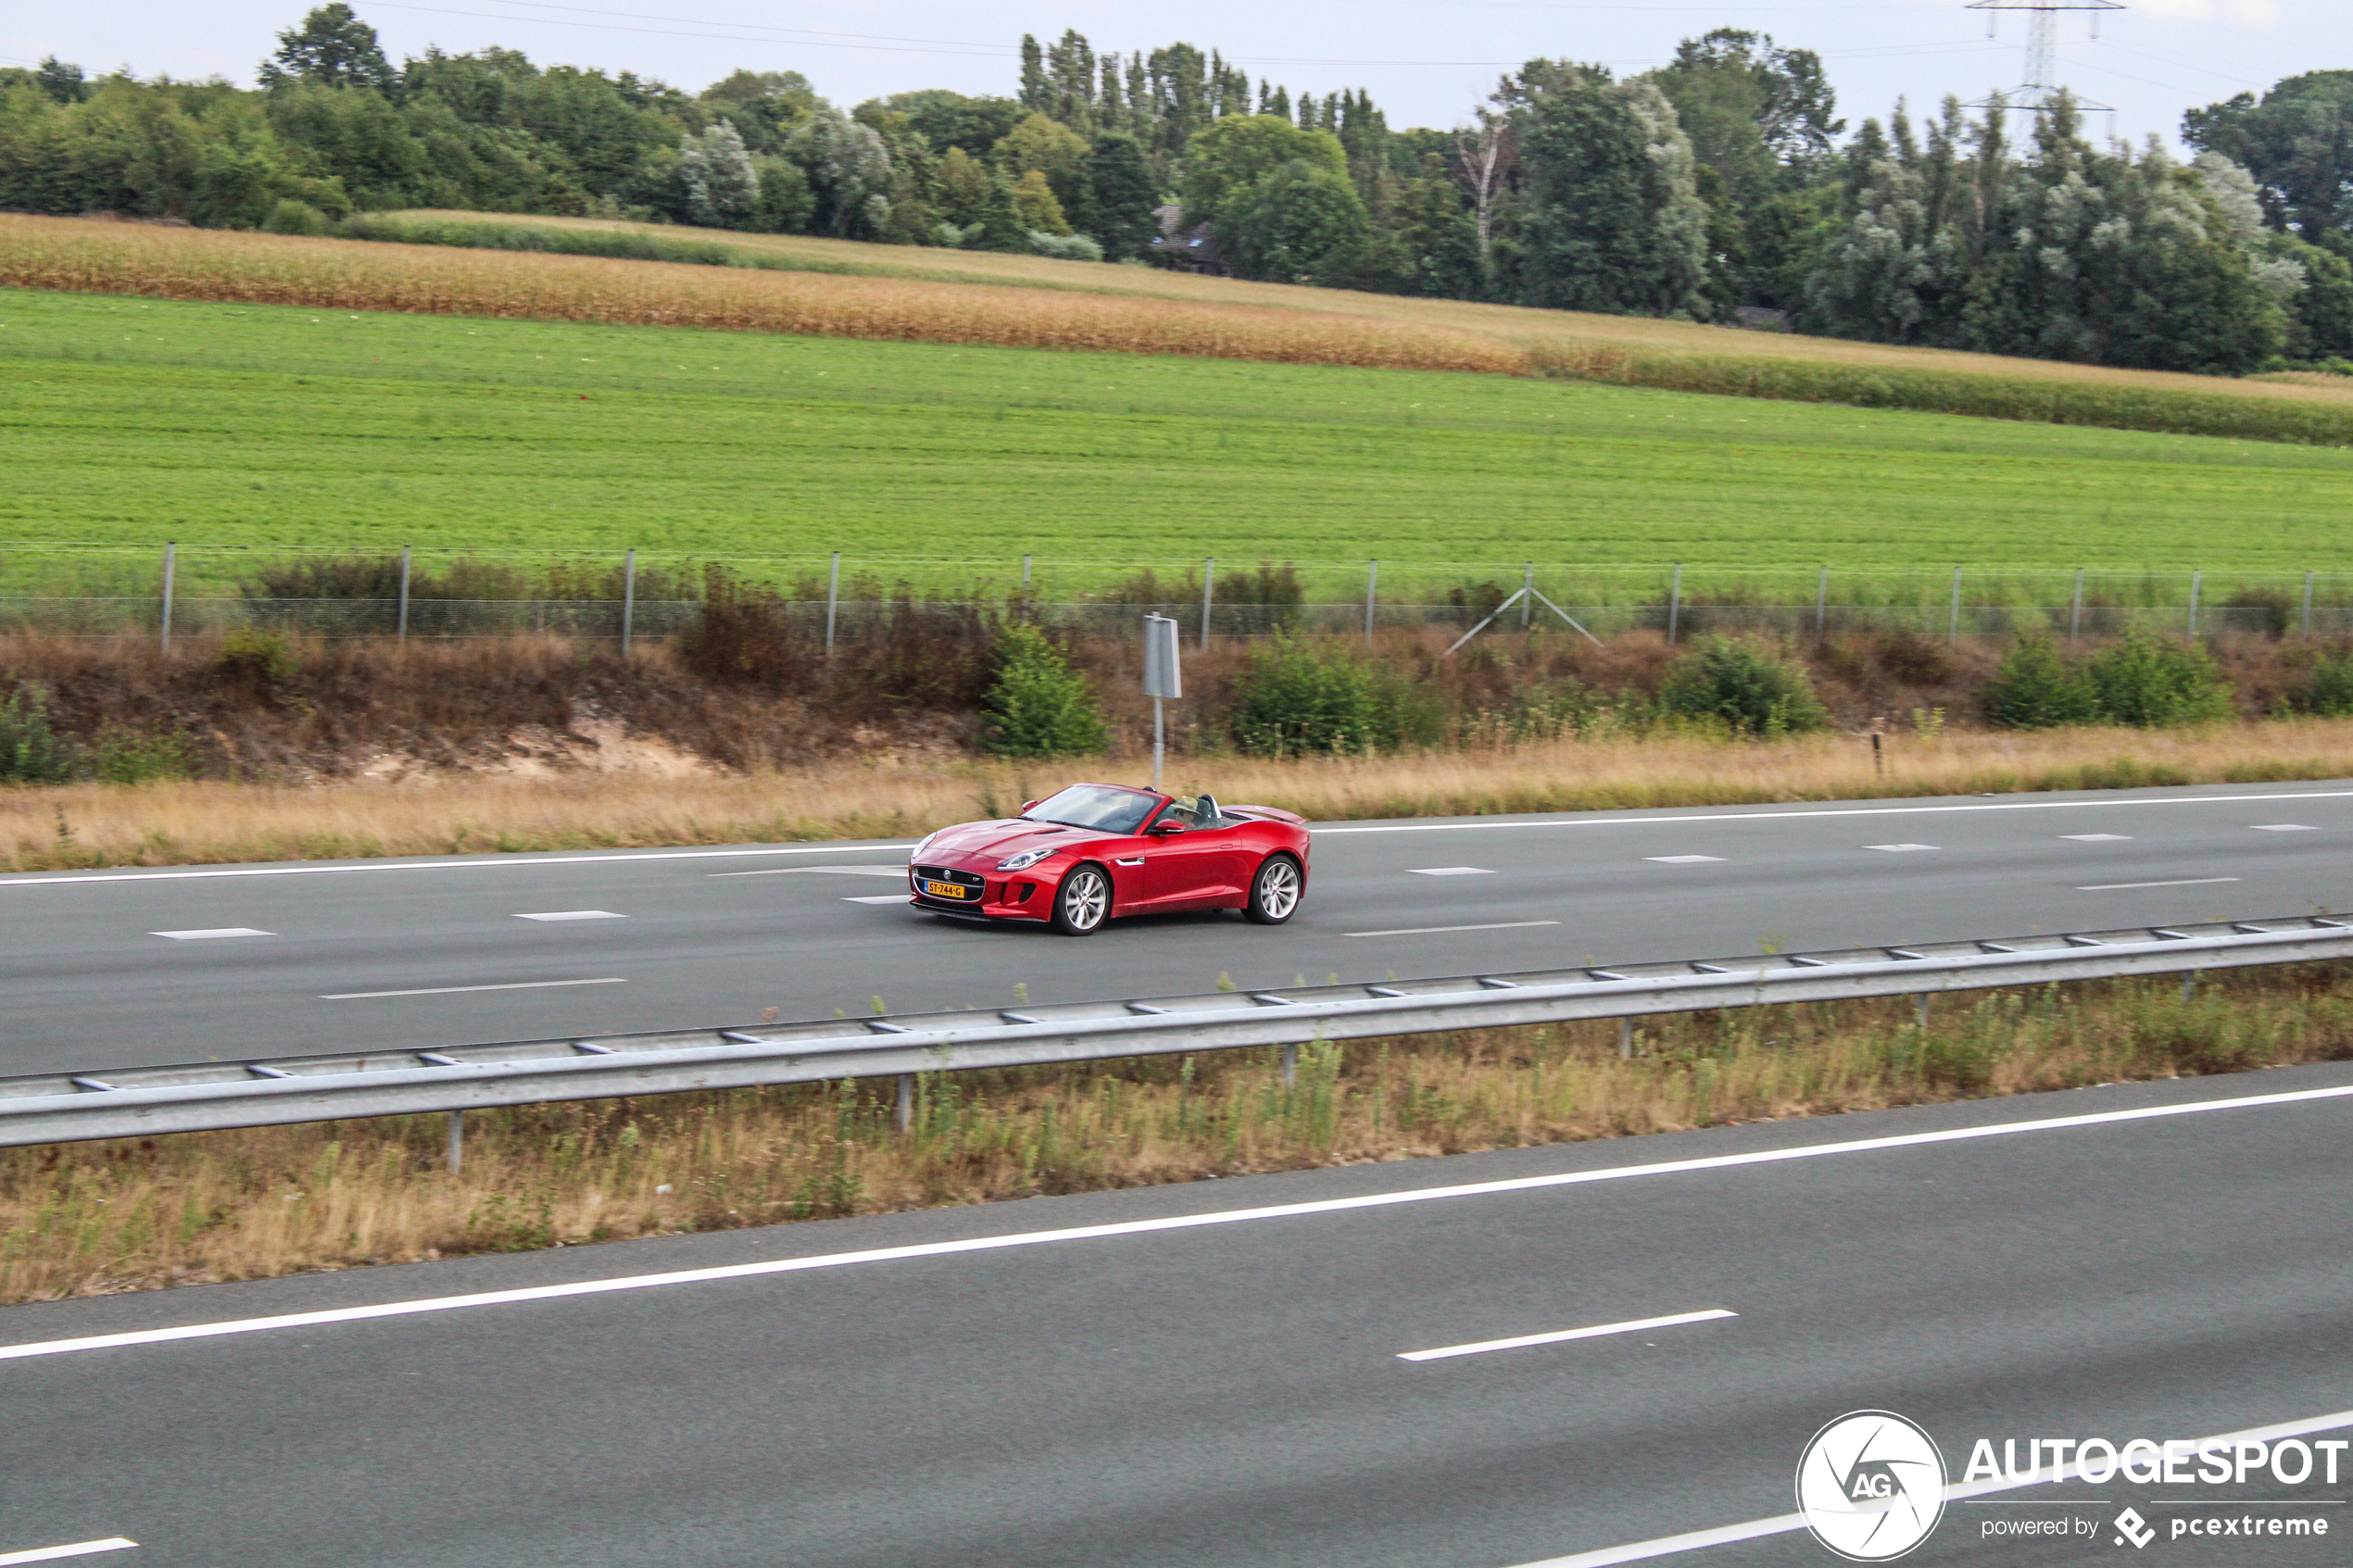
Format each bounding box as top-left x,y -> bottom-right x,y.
5,1 -> 2342,149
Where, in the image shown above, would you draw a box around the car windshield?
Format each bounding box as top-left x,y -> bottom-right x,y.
1023,784 -> 1160,834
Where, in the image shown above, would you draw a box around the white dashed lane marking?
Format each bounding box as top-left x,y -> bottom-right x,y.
2251,823 -> 2317,832
2060,834 -> 2131,842
1864,844 -> 1939,853
711,865 -> 909,878
321,978 -> 627,999
1347,920 -> 1561,938
513,910 -> 623,922
1399,1309 -> 1738,1362
2077,877 -> 2241,892
1408,867 -> 1493,877
844,894 -> 912,905
151,928 -> 271,941
1644,856 -> 1724,865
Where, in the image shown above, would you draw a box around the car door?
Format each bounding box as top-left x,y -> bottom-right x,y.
1141,811 -> 1246,907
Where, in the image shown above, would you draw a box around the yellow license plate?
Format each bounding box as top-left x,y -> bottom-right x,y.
924,880 -> 971,899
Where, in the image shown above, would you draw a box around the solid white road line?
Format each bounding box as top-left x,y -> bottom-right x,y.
5,1078 -> 2348,1365
711,866 -> 909,878
1864,843 -> 1938,852
1408,867 -> 1494,876
0,844 -> 922,887
1346,920 -> 1562,937
319,978 -> 627,999
1310,789 -> 2353,835
512,910 -> 623,922
1506,1405 -> 2353,1567
2251,823 -> 2318,831
1399,1309 -> 1736,1361
149,928 -> 271,940
0,1542 -> 137,1565
2076,877 -> 2240,891
2060,834 -> 2131,841
843,894 -> 912,905
1643,856 -> 1722,865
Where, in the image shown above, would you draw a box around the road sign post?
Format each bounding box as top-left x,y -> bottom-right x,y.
1141,613 -> 1181,792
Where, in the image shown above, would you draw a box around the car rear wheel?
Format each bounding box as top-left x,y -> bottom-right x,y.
1244,854 -> 1302,925
1051,865 -> 1111,935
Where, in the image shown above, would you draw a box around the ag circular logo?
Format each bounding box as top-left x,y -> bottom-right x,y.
1795,1410 -> 1947,1562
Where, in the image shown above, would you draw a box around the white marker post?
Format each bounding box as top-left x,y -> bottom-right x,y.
1141,613 -> 1181,793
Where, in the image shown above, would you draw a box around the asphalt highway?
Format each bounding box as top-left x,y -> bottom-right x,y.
4,780 -> 2353,1076
0,1064 -> 2347,1566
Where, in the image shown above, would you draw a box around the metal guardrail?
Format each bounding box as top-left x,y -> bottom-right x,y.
1,913 -> 2347,1149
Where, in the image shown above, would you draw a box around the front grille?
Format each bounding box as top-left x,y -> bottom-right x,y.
911,866 -> 984,890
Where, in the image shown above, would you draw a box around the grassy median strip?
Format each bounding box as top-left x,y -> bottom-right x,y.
0,966 -> 2344,1303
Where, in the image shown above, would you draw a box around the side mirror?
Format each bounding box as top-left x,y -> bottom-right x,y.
1146,821 -> 1184,836
1019,800 -> 1040,814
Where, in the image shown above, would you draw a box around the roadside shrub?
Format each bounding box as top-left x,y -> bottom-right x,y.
0,685 -> 74,784
1229,638 -> 1440,756
2307,649 -> 2353,717
89,722 -> 198,784
217,628 -> 298,684
1984,637 -> 2099,729
2222,588 -> 2294,638
677,566 -> 805,686
2084,633 -> 2233,727
1029,232 -> 1103,262
981,624 -> 1105,757
1656,639 -> 1829,737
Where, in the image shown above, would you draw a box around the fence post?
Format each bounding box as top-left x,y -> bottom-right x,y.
2303,571 -> 2316,637
1364,558 -> 1378,646
1946,566 -> 1962,644
2186,569 -> 2201,639
1667,563 -> 1682,645
396,545 -> 412,642
1519,562 -> 1533,630
620,547 -> 636,655
1201,556 -> 1214,648
895,1073 -> 913,1135
159,541 -> 176,653
1815,565 -> 1829,642
1281,1041 -> 1298,1088
1019,553 -> 1032,624
2070,568 -> 2084,645
824,550 -> 841,655
447,1109 -> 463,1174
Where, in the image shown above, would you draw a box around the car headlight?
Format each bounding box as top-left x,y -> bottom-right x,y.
996,847 -> 1056,872
911,833 -> 937,859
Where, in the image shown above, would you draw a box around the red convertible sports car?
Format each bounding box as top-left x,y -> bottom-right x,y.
905,784 -> 1310,935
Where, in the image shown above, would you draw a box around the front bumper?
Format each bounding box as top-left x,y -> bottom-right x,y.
909,864 -> 1051,920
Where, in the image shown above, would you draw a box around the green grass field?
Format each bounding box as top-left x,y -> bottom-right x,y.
6,286 -> 2352,596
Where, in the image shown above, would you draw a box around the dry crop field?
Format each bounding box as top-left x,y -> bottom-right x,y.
7,212 -> 2353,447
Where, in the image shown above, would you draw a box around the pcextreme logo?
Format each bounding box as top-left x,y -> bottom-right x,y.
1796,1410 -> 1948,1562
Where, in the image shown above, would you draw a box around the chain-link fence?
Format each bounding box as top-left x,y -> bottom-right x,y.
5,545 -> 2348,645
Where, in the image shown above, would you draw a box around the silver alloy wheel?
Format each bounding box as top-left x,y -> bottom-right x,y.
1058,867 -> 1110,934
1250,857 -> 1301,922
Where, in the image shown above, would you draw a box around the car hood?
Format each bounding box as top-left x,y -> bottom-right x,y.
914,819 -> 1112,867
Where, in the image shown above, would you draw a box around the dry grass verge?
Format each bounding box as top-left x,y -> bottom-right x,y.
5,966 -> 2345,1303
8,719 -> 2353,872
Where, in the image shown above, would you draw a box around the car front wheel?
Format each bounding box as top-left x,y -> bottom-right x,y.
1051,865 -> 1112,935
1244,854 -> 1302,925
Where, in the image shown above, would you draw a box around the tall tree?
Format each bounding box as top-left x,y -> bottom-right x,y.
259,4 -> 396,93
2184,71 -> 2353,257
1088,131 -> 1161,259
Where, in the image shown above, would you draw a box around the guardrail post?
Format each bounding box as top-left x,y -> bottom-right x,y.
1946,567 -> 1962,644
1618,1018 -> 1633,1060
1815,566 -> 1829,643
2186,569 -> 2201,639
1200,557 -> 1214,647
2070,568 -> 2084,645
824,551 -> 841,655
158,541 -> 176,653
1280,1042 -> 1298,1087
397,545 -> 412,642
1364,559 -> 1378,646
2182,972 -> 2196,1003
1916,993 -> 1931,1029
446,1109 -> 463,1174
620,547 -> 636,655
895,1073 -> 912,1134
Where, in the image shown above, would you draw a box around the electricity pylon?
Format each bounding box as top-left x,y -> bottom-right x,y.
1966,0 -> 2124,113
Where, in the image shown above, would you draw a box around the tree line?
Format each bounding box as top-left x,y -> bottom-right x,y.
6,8 -> 2350,372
